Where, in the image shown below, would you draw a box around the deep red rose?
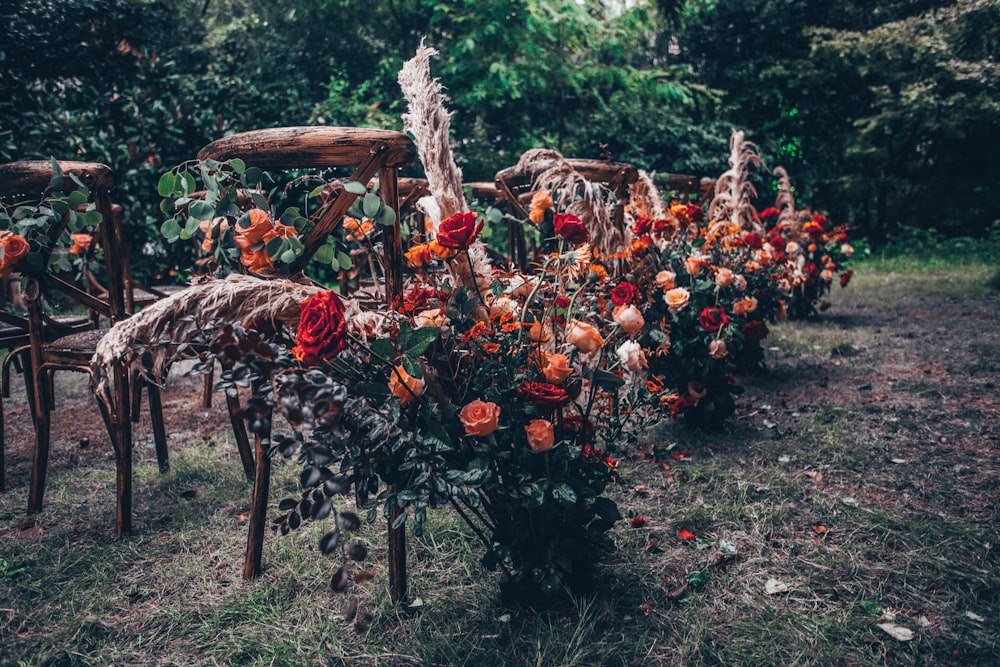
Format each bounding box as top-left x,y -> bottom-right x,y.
759,206 -> 781,224
768,235 -> 786,252
562,415 -> 596,441
772,251 -> 788,264
652,218 -> 672,233
741,320 -> 769,341
804,262 -> 819,277
610,281 -> 639,306
292,291 -> 348,366
553,212 -> 588,244
555,295 -> 570,309
518,381 -> 571,410
631,216 -> 653,236
679,203 -> 704,226
840,269 -> 853,288
436,211 -> 483,250
742,232 -> 764,249
398,285 -> 445,315
803,220 -> 825,237
698,307 -> 730,333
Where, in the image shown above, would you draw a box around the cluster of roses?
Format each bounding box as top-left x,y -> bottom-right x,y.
758,207 -> 855,318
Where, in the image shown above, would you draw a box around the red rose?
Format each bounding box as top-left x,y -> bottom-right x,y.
698,307 -> 730,333
769,235 -> 786,252
840,269 -> 853,288
518,381 -> 571,410
436,211 -> 483,250
741,320 -> 769,341
742,232 -> 764,249
610,281 -> 639,306
759,207 -> 780,224
553,212 -> 588,244
631,216 -> 653,235
292,291 -> 348,366
804,262 -> 819,277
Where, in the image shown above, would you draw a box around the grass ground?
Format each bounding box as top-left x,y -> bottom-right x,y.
1,256 -> 998,666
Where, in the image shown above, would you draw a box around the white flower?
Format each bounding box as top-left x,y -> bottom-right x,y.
615,340 -> 648,373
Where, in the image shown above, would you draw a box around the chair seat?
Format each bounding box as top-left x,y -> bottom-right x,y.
45,328 -> 108,355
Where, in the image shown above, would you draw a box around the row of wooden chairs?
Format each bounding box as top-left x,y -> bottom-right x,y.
2,129 -> 697,601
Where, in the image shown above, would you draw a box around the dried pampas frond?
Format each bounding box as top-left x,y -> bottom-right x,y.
513,148 -> 624,258
773,166 -> 797,230
91,275 -> 324,401
398,40 -> 464,228
631,169 -> 667,221
708,130 -> 766,233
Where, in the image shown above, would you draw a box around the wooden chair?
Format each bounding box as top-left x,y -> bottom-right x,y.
0,160 -> 167,536
195,126 -> 416,594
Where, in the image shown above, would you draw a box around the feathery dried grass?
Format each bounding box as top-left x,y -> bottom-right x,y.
513,148 -> 624,258
708,130 -> 766,233
773,166 -> 797,231
91,274 -> 324,401
631,169 -> 667,221
398,41 -> 464,227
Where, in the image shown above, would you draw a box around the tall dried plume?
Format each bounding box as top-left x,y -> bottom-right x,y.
708,129 -> 766,233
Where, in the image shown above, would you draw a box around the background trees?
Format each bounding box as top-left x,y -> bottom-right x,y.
2,0 -> 996,275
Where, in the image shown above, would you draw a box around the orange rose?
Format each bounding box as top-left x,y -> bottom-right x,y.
663,287 -> 690,313
529,208 -> 545,225
199,217 -> 229,253
240,246 -> 274,273
0,233 -> 30,277
233,208 -> 274,249
612,304 -> 645,336
528,318 -> 552,344
714,267 -> 734,288
459,400 -> 501,436
530,190 -> 553,211
389,365 -> 424,406
732,296 -> 758,316
565,319 -> 604,354
655,270 -> 676,290
542,353 -> 573,384
69,233 -> 93,255
405,242 -> 434,267
524,419 -> 555,453
684,255 -> 707,275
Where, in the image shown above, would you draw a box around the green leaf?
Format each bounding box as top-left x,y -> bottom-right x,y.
486,206 -> 503,223
343,181 -> 367,195
161,218 -> 181,240
243,167 -> 263,184
157,172 -> 176,197
184,216 -> 201,236
67,190 -> 88,206
400,355 -> 422,379
250,192 -> 269,210
180,171 -> 197,196
265,236 -> 283,256
313,243 -> 334,266
308,184 -> 326,198
551,483 -> 577,506
279,249 -> 297,264
593,369 -> 625,391
370,338 -> 394,362
362,193 -> 381,218
337,251 -> 353,271
391,511 -> 407,530
229,158 -> 246,175
83,210 -> 102,227
188,200 -> 214,221
376,204 -> 397,227
402,326 -> 440,357
686,571 -> 709,587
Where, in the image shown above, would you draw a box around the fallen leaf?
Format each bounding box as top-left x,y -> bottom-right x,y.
633,484 -> 647,494
812,523 -> 828,535
665,583 -> 688,600
877,622 -> 914,641
670,450 -> 693,460
354,609 -> 374,633
630,516 -> 649,528
678,527 -> 696,540
764,578 -> 790,595
666,474 -> 676,484
342,596 -> 359,623
639,603 -> 655,616
179,489 -> 198,500
235,511 -> 251,522
841,497 -> 859,507
890,458 -> 909,464
353,571 -> 376,584
965,611 -> 985,623
778,455 -> 791,463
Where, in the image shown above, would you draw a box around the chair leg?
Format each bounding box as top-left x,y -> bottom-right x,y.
0,393 -> 5,493
27,369 -> 52,515
202,359 -> 213,409
111,365 -> 133,537
226,387 -> 255,483
243,427 -> 271,580
146,381 -> 169,474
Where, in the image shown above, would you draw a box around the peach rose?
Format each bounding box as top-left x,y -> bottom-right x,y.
542,353 -> 574,384
233,208 -> 274,249
565,319 -> 604,354
459,400 -> 501,436
733,275 -> 747,291
414,308 -> 449,328
530,190 -> 553,211
708,339 -> 728,359
613,304 -> 645,336
684,255 -> 707,275
732,296 -> 758,316
0,233 -> 30,277
615,340 -> 647,372
841,243 -> 854,256
389,365 -> 424,406
525,419 -> 555,453
820,269 -> 833,283
240,246 -> 274,273
489,296 -> 519,319
428,239 -> 457,260
663,287 -> 690,313
715,267 -> 734,288
69,233 -> 93,255
744,260 -> 761,273
655,270 -> 676,290
528,318 -> 552,344
785,241 -> 800,255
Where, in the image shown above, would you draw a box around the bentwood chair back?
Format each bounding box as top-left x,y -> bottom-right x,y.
0,160 -> 167,536
195,126 -> 416,582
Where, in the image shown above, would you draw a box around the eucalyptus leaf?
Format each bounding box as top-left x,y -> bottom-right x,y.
157,172 -> 176,197
362,193 -> 381,218
343,181 -> 367,195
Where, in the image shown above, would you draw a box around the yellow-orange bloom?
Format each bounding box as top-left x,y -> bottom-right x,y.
389,365 -> 424,406
405,243 -> 434,267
